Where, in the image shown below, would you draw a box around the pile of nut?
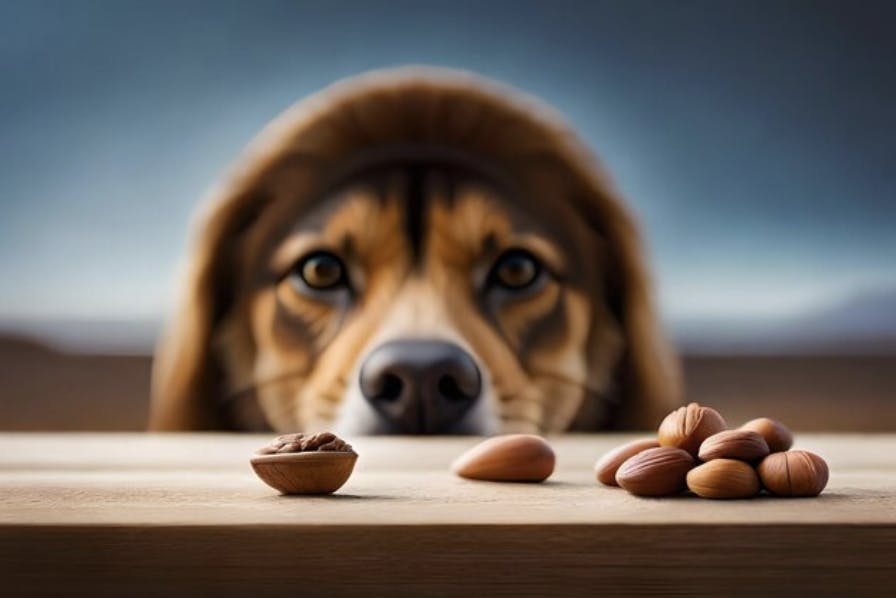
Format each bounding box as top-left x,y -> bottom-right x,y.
595,403 -> 829,499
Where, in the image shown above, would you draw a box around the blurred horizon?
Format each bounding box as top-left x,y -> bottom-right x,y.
2,0 -> 894,353
2,282 -> 894,355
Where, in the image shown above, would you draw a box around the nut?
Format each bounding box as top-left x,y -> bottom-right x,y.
250,432 -> 357,495
256,431 -> 352,454
687,459 -> 761,499
615,446 -> 695,497
594,438 -> 660,486
739,417 -> 794,453
698,429 -> 770,462
452,434 -> 555,483
757,450 -> 829,497
657,402 -> 728,457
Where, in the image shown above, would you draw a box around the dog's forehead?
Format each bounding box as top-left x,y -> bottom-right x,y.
284,163 -> 586,255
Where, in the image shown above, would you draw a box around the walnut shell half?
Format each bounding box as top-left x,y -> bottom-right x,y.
251,432 -> 357,495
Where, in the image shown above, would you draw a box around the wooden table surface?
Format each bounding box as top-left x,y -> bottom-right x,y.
1,433 -> 894,596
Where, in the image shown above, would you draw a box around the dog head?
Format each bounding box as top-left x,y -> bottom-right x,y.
149,68 -> 681,434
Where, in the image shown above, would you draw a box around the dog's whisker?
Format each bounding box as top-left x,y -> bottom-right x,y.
225,368 -> 309,402
497,391 -> 518,404
331,377 -> 349,391
530,373 -> 614,412
528,368 -> 604,395
498,414 -> 544,434
314,404 -> 340,420
498,413 -> 541,426
317,392 -> 344,404
282,397 -> 299,426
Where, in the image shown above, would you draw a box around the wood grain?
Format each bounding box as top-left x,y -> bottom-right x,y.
1,433 -> 895,595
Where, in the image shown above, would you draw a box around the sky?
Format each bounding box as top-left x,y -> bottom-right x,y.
1,0 -> 894,331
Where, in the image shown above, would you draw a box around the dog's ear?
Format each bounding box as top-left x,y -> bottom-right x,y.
600,206 -> 682,430
148,192 -> 259,430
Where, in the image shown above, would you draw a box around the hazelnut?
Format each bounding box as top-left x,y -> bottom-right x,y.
657,402 -> 727,457
739,417 -> 794,453
687,459 -> 761,499
615,446 -> 695,497
250,432 -> 357,495
757,450 -> 829,497
452,434 -> 555,482
698,429 -> 770,462
594,438 -> 660,486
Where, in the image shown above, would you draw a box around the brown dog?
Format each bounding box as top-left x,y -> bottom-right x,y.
149,67 -> 681,434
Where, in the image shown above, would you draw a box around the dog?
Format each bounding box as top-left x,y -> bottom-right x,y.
149,67 -> 681,434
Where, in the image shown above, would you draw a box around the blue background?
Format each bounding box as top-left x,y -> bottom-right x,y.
1,0 -> 894,350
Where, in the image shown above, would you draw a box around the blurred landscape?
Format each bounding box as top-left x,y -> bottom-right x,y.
2,283 -> 894,431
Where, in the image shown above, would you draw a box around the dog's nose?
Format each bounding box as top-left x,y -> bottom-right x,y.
359,339 -> 481,434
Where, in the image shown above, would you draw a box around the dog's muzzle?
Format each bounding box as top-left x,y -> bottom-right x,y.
358,339 -> 481,434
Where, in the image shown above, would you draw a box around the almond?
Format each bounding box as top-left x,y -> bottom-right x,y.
757,450 -> 829,497
687,459 -> 761,499
698,429 -> 770,462
594,438 -> 660,486
452,434 -> 555,482
739,417 -> 794,453
615,446 -> 695,497
657,402 -> 728,457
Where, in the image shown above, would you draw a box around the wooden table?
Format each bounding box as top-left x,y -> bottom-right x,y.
1,433 -> 894,596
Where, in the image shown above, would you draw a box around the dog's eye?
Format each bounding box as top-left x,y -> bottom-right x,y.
490,250 -> 541,290
293,252 -> 346,290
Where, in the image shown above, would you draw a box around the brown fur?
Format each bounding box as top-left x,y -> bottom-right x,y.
149,67 -> 681,433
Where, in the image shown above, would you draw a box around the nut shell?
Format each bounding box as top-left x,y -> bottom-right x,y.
739,417 -> 794,453
687,459 -> 761,499
757,450 -> 829,497
251,450 -> 358,495
615,446 -> 695,497
658,403 -> 728,457
452,434 -> 555,482
698,429 -> 770,462
595,438 -> 660,486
